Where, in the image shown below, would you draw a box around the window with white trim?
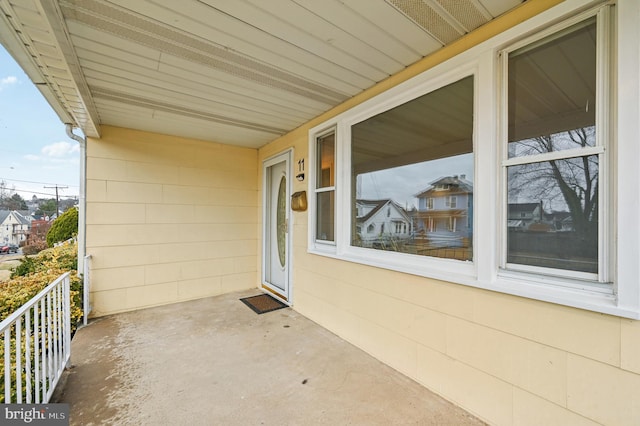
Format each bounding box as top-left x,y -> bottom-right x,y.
308,1 -> 640,317
350,76 -> 474,260
315,131 -> 336,243
427,198 -> 434,209
501,11 -> 609,282
446,196 -> 457,209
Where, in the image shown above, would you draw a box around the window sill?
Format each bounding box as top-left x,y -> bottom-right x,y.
308,244 -> 476,286
306,246 -> 639,319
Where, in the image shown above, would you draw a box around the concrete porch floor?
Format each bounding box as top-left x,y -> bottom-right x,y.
54,290 -> 485,425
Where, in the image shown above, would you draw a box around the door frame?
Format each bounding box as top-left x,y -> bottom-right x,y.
261,149 -> 293,303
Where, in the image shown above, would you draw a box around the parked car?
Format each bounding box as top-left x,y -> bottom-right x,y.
0,244 -> 18,254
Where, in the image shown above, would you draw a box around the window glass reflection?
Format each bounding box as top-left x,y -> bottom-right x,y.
351,77 -> 474,261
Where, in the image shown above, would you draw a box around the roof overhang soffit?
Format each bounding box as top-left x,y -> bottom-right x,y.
0,0 -> 100,137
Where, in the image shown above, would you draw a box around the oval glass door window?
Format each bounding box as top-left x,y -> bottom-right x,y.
276,175 -> 287,267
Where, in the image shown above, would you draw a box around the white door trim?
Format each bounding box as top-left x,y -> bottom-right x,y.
261,149 -> 293,303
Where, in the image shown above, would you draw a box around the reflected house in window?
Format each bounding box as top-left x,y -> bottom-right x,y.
508,202 -> 573,233
414,175 -> 472,247
545,211 -> 573,232
507,202 -> 546,231
355,199 -> 412,247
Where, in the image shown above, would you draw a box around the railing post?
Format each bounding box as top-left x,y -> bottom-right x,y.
64,274 -> 71,368
15,318 -> 21,403
4,329 -> 10,403
83,255 -> 92,326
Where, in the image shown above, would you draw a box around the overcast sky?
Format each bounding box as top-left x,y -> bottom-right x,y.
0,45 -> 80,202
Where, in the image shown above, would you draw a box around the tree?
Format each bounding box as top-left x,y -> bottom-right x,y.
508,127 -> 598,240
36,199 -> 58,217
2,193 -> 27,210
46,207 -> 78,247
0,181 -> 8,200
0,181 -> 27,210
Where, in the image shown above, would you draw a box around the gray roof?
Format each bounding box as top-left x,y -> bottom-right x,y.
508,203 -> 541,214
0,210 -> 32,226
414,175 -> 474,198
356,199 -> 410,223
12,211 -> 32,225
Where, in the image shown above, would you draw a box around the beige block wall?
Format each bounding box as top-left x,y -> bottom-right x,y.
86,125 -> 258,316
258,1 -> 640,424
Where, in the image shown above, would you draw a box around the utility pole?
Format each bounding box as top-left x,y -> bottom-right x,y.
44,184 -> 68,218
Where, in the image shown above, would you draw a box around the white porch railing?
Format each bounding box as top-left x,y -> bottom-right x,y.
83,254 -> 92,326
0,272 -> 71,403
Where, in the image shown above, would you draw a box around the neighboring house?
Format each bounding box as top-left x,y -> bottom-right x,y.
3,1 -> 640,424
545,211 -> 574,232
355,199 -> 411,245
508,203 -> 567,233
414,175 -> 473,246
507,202 -> 544,231
0,210 -> 31,246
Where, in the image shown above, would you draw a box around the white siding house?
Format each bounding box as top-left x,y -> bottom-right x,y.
355,199 -> 412,245
0,210 -> 31,246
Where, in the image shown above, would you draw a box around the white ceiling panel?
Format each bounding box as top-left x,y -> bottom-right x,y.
156,53 -> 337,111
296,0 -> 423,65
78,54 -> 314,124
155,62 -> 324,119
112,0 -> 376,92
199,0 -> 392,81
246,0 -> 405,73
0,0 -> 525,148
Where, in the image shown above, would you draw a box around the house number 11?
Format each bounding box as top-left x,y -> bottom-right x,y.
296,158 -> 305,181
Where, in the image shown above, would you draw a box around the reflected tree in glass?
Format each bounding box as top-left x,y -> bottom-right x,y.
507,128 -> 598,273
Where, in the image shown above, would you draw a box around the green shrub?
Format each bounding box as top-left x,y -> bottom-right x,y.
1,243 -> 82,323
46,207 -> 78,247
9,257 -> 36,278
0,243 -> 83,403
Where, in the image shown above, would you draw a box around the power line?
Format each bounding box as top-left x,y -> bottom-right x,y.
44,185 -> 68,215
3,187 -> 77,198
0,176 -> 79,188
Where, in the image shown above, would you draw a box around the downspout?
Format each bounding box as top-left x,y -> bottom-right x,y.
65,124 -> 86,276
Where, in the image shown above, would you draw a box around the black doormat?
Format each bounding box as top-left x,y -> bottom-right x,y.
240,293 -> 287,314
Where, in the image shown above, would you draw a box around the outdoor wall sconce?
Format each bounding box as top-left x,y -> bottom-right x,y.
291,191 -> 307,211
296,173 -> 305,181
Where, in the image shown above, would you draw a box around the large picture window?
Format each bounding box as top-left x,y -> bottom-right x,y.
308,1 -> 634,317
502,15 -> 605,279
351,76 -> 474,261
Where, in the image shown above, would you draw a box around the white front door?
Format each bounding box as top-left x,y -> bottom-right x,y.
262,151 -> 291,301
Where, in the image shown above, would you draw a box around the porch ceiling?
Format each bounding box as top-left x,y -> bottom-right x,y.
0,0 -> 523,148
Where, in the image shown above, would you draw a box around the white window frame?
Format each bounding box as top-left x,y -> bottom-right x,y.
311,127 -> 337,251
310,63 -> 479,281
427,198 -> 434,209
308,0 -> 640,319
447,195 -> 457,209
498,7 -> 610,286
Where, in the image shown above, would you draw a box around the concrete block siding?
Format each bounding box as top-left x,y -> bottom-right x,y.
86,125 -> 258,315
